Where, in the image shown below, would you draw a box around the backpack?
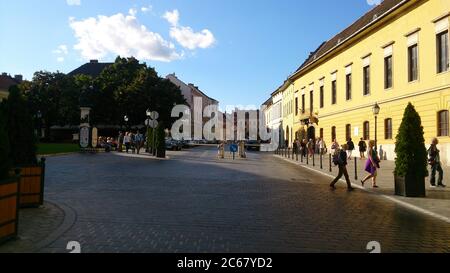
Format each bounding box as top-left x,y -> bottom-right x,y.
332,151 -> 342,166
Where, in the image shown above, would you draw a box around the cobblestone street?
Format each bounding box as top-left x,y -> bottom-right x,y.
3,146 -> 450,253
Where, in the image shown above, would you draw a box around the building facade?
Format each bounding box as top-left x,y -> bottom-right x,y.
264,0 -> 450,164
166,73 -> 219,140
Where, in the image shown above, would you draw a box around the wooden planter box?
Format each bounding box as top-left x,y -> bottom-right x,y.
0,175 -> 20,244
17,158 -> 46,208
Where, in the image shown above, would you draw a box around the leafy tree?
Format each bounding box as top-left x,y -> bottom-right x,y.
4,86 -> 37,165
0,104 -> 11,179
23,71 -> 66,139
394,103 -> 428,178
58,75 -> 81,126
20,56 -> 187,137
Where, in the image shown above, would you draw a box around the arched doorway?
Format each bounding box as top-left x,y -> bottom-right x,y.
307,126 -> 316,141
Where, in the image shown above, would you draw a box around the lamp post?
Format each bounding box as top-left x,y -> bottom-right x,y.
146,109 -> 151,153
124,115 -> 129,131
372,103 -> 380,152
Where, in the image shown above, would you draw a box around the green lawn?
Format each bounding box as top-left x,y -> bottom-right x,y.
37,143 -> 79,155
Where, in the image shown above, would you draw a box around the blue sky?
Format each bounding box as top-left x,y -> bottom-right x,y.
0,0 -> 379,107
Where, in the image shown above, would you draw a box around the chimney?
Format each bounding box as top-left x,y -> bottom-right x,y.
1,72 -> 7,77
90,60 -> 99,64
14,75 -> 23,82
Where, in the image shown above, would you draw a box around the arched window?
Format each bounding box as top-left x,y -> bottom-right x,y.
363,121 -> 370,140
345,124 -> 351,141
438,110 -> 449,137
384,118 -> 393,139
331,126 -> 336,142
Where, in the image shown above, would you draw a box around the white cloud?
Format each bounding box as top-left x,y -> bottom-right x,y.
163,9 -> 215,50
366,0 -> 382,6
163,10 -> 180,27
66,0 -> 81,6
169,27 -> 215,50
129,8 -> 137,17
53,45 -> 69,55
141,5 -> 152,13
53,45 -> 69,62
69,12 -> 182,62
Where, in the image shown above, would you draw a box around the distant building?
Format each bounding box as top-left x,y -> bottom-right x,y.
0,73 -> 23,101
166,73 -> 219,140
68,60 -> 113,78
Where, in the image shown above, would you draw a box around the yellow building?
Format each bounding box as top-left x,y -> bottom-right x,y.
278,0 -> 450,164
277,80 -> 295,147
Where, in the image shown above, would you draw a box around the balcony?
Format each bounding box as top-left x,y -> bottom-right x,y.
299,108 -> 319,125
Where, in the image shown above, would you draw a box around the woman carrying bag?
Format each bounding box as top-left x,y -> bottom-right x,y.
361,140 -> 380,188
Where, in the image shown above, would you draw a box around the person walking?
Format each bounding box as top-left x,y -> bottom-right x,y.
428,138 -> 446,188
330,144 -> 354,191
293,139 -> 299,157
315,138 -> 320,154
123,132 -> 131,153
347,138 -> 355,159
307,138 -> 314,158
118,131 -> 124,152
361,140 -> 380,188
331,139 -> 339,155
358,138 -> 367,159
301,139 -> 307,157
135,131 -> 143,154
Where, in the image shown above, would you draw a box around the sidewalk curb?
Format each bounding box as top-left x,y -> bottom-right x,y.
30,200 -> 78,252
113,152 -> 171,160
274,155 -> 450,225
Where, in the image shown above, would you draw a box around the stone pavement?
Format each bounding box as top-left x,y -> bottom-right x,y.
0,201 -> 65,253
1,147 -> 450,253
274,150 -> 450,223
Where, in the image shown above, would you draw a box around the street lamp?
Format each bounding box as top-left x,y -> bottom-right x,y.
372,103 -> 380,152
146,109 -> 151,153
124,115 -> 129,130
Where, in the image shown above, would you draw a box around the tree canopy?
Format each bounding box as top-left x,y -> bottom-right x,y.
20,56 -> 186,139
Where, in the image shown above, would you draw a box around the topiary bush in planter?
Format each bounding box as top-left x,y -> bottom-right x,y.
0,104 -> 20,244
394,103 -> 428,197
4,86 -> 37,166
4,86 -> 45,207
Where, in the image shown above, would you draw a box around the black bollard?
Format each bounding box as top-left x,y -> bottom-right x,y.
354,157 -> 358,180
313,153 -> 315,167
320,153 -> 323,169
329,153 -> 332,172
306,153 -> 309,165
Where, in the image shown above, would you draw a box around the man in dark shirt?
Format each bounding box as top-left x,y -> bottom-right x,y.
358,138 -> 367,159
428,138 -> 446,187
347,138 -> 355,159
330,144 -> 354,191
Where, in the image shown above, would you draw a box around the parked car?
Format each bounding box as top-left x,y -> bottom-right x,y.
165,138 -> 182,151
246,140 -> 261,151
